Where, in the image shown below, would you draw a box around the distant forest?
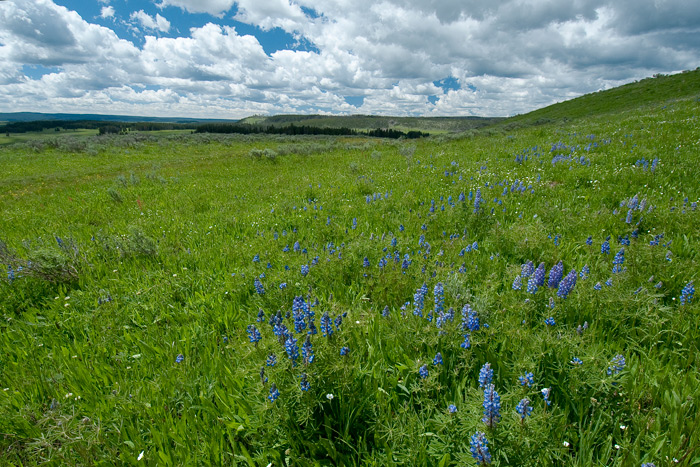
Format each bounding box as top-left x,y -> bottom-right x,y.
0,120 -> 196,134
195,123 -> 430,139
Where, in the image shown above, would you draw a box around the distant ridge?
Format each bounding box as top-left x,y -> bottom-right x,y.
0,112 -> 237,124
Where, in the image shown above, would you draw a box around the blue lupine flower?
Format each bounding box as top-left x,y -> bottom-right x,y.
300,373 -> 310,391
482,384 -> 501,428
512,275 -> 522,291
260,367 -> 267,385
625,209 -> 634,224
175,354 -> 184,363
320,312 -> 333,337
580,264 -> 590,280
257,309 -> 265,322
460,334 -> 471,349
301,335 -> 314,365
340,346 -> 350,356
526,275 -> 538,294
605,277 -> 613,287
607,354 -> 626,375
382,306 -> 390,317
300,264 -> 309,277
541,387 -> 551,406
253,254 -> 260,263
419,364 -> 429,379
254,278 -> 265,295
352,217 -> 357,230
413,283 -> 428,317
521,260 -> 534,277
279,282 -> 287,289
433,352 -> 443,365
601,240 -> 610,254
533,262 -> 546,287
519,372 -> 534,387
612,248 -> 625,273
285,335 -> 299,365
548,261 -> 564,288
363,257 -> 370,268
470,431 -> 492,465
448,404 -> 457,413
434,283 -> 444,315
571,357 -> 583,365
268,383 -> 279,402
479,363 -> 493,388
586,236 -> 593,246
544,317 -> 556,326
474,188 -> 483,213
594,282 -> 602,290
7,265 -> 15,282
516,398 -> 533,421
641,463 -> 656,467
247,325 -> 262,344
680,281 -> 694,305
266,354 -> 277,367
557,269 -> 577,299
293,241 -> 300,253
463,304 -> 480,331
334,313 -> 344,330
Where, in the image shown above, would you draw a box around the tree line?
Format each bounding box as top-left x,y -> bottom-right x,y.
195,123 -> 429,139
0,120 -> 196,134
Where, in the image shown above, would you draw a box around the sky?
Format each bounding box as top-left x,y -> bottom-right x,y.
0,0 -> 698,119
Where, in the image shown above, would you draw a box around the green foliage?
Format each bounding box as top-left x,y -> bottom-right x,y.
1,70 -> 699,466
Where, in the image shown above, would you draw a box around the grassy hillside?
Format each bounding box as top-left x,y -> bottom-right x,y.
0,71 -> 698,465
500,68 -> 700,128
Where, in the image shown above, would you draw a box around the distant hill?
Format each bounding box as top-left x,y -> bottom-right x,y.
238,114 -> 502,133
0,112 -> 237,125
500,68 -> 700,129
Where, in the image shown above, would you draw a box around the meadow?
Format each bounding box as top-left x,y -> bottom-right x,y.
0,72 -> 699,466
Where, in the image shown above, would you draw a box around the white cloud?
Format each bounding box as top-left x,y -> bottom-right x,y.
100,6 -> 115,19
130,10 -> 171,33
1,0 -> 699,118
156,0 -> 237,17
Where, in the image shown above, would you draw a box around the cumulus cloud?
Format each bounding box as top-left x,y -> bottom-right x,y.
100,6 -> 115,19
1,0 -> 699,118
130,10 -> 171,33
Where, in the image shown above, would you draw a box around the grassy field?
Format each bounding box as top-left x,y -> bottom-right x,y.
0,72 -> 699,466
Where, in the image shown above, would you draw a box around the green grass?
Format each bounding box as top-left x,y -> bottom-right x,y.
0,71 -> 699,466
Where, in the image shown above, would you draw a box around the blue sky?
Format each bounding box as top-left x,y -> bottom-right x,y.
1,0 -> 698,118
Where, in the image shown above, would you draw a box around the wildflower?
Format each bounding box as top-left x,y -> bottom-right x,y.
326,393 -> 334,400
533,262 -> 546,286
601,240 -> 610,255
460,334 -> 471,349
268,383 -> 279,402
260,367 -> 267,385
382,306 -> 390,317
433,352 -> 443,365
254,277 -> 265,295
586,236 -> 593,246
320,312 -> 333,337
448,404 -> 457,413
557,269 -> 577,299
544,317 -> 556,326
470,431 -> 492,465
512,275 -> 522,291
605,277 -> 613,287
607,354 -> 626,376
482,384 -> 501,428
301,335 -> 314,365
594,282 -> 602,290
300,373 -> 310,391
253,254 -> 260,263
340,346 -> 350,356
434,283 -> 445,315
285,335 -> 299,365
479,363 -> 493,388
175,354 -> 184,363
463,304 -> 480,331
300,264 -> 309,277
247,325 -> 262,344
548,261 -> 564,288
527,275 -> 538,294
580,265 -> 590,280
541,387 -> 551,406
680,281 -> 694,305
576,322 -> 589,335
516,398 -> 533,421
473,188 -> 483,213
571,357 -> 583,365
413,283 -> 428,317
419,364 -> 429,379
612,248 -> 625,273
519,372 -> 534,387
266,354 -> 277,367
363,257 -> 370,268
257,309 -> 265,322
